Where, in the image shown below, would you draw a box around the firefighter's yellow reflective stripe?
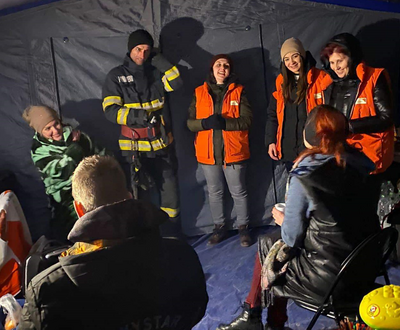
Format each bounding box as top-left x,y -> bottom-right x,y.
164,66 -> 180,81
117,107 -> 129,125
124,102 -> 141,108
118,133 -> 173,152
125,98 -> 164,112
102,96 -> 123,111
160,207 -> 180,218
162,75 -> 174,92
160,115 -> 165,126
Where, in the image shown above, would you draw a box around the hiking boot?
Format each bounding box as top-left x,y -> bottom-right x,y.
208,224 -> 227,246
217,302 -> 263,330
239,225 -> 252,247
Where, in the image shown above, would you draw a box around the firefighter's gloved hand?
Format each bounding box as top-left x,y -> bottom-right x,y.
150,53 -> 172,72
201,114 -> 226,130
132,163 -> 154,191
127,109 -> 148,126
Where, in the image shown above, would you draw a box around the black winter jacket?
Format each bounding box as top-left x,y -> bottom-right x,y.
265,51 -> 317,161
102,54 -> 182,157
321,33 -> 393,134
19,199 -> 208,330
262,150 -> 380,303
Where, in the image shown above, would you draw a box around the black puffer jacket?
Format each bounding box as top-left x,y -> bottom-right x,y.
19,199 -> 208,330
321,33 -> 393,134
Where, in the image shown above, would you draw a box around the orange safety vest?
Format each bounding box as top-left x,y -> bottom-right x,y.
321,63 -> 394,174
194,82 -> 250,165
273,67 -> 327,159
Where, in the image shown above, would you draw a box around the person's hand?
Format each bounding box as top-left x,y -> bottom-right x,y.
0,209 -> 7,241
71,129 -> 81,142
272,207 -> 284,226
202,114 -> 226,130
268,143 -> 279,160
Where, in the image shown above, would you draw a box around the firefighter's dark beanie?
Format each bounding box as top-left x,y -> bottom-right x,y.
128,29 -> 154,52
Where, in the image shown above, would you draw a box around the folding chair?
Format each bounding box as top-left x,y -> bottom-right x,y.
292,227 -> 398,330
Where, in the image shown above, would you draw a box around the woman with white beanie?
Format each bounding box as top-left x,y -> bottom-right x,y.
265,37 -> 327,172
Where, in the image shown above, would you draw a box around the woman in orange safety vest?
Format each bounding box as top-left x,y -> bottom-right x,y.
320,33 -> 394,175
187,54 -> 252,248
265,38 -> 327,172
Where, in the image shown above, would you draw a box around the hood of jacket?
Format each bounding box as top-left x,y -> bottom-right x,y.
292,148 -> 374,196
67,198 -> 168,242
321,33 -> 363,80
60,199 -> 168,291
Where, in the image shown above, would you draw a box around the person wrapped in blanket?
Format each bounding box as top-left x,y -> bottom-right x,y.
22,105 -> 107,241
217,105 -> 380,330
19,155 -> 208,330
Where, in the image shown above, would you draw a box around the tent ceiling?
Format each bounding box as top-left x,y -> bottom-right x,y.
1,0 -> 400,12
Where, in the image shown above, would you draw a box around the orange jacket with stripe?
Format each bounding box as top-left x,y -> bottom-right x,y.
194,83 -> 250,165
321,63 -> 394,174
273,67 -> 327,159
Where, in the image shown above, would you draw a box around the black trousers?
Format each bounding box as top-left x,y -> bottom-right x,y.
129,151 -> 181,237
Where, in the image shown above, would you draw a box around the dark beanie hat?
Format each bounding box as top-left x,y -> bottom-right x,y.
128,29 -> 154,52
209,54 -> 233,71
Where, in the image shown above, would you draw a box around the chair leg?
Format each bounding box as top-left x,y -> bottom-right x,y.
306,307 -> 323,330
383,269 -> 391,285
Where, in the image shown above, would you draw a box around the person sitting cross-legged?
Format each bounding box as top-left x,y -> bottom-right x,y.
19,155 -> 208,330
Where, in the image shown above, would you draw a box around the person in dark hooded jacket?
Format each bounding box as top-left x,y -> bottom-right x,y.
265,37 -> 327,172
217,105 -> 379,330
19,155 -> 208,330
320,32 -> 394,175
187,54 -> 252,247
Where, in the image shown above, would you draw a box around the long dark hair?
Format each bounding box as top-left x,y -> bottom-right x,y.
281,55 -> 307,105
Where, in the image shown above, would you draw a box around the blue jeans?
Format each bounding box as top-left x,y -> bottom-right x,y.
201,163 -> 249,227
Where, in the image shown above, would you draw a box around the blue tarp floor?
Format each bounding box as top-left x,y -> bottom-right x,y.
191,226 -> 400,330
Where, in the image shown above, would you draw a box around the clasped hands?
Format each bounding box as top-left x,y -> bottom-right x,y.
201,114 -> 226,130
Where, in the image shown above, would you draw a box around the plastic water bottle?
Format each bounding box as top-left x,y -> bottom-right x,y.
378,194 -> 390,222
378,181 -> 395,223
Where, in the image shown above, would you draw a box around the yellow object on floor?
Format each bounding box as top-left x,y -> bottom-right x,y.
360,285 -> 400,330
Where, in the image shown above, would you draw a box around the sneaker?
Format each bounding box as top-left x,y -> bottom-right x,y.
208,224 -> 227,246
239,225 -> 252,247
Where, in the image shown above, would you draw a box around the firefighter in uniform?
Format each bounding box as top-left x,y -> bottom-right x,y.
102,29 -> 182,236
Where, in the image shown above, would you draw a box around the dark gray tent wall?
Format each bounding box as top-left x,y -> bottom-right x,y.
0,0 -> 399,239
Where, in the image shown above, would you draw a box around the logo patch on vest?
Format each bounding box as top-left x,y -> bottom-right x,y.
118,75 -> 134,83
230,101 -> 239,106
314,93 -> 322,99
355,97 -> 367,105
